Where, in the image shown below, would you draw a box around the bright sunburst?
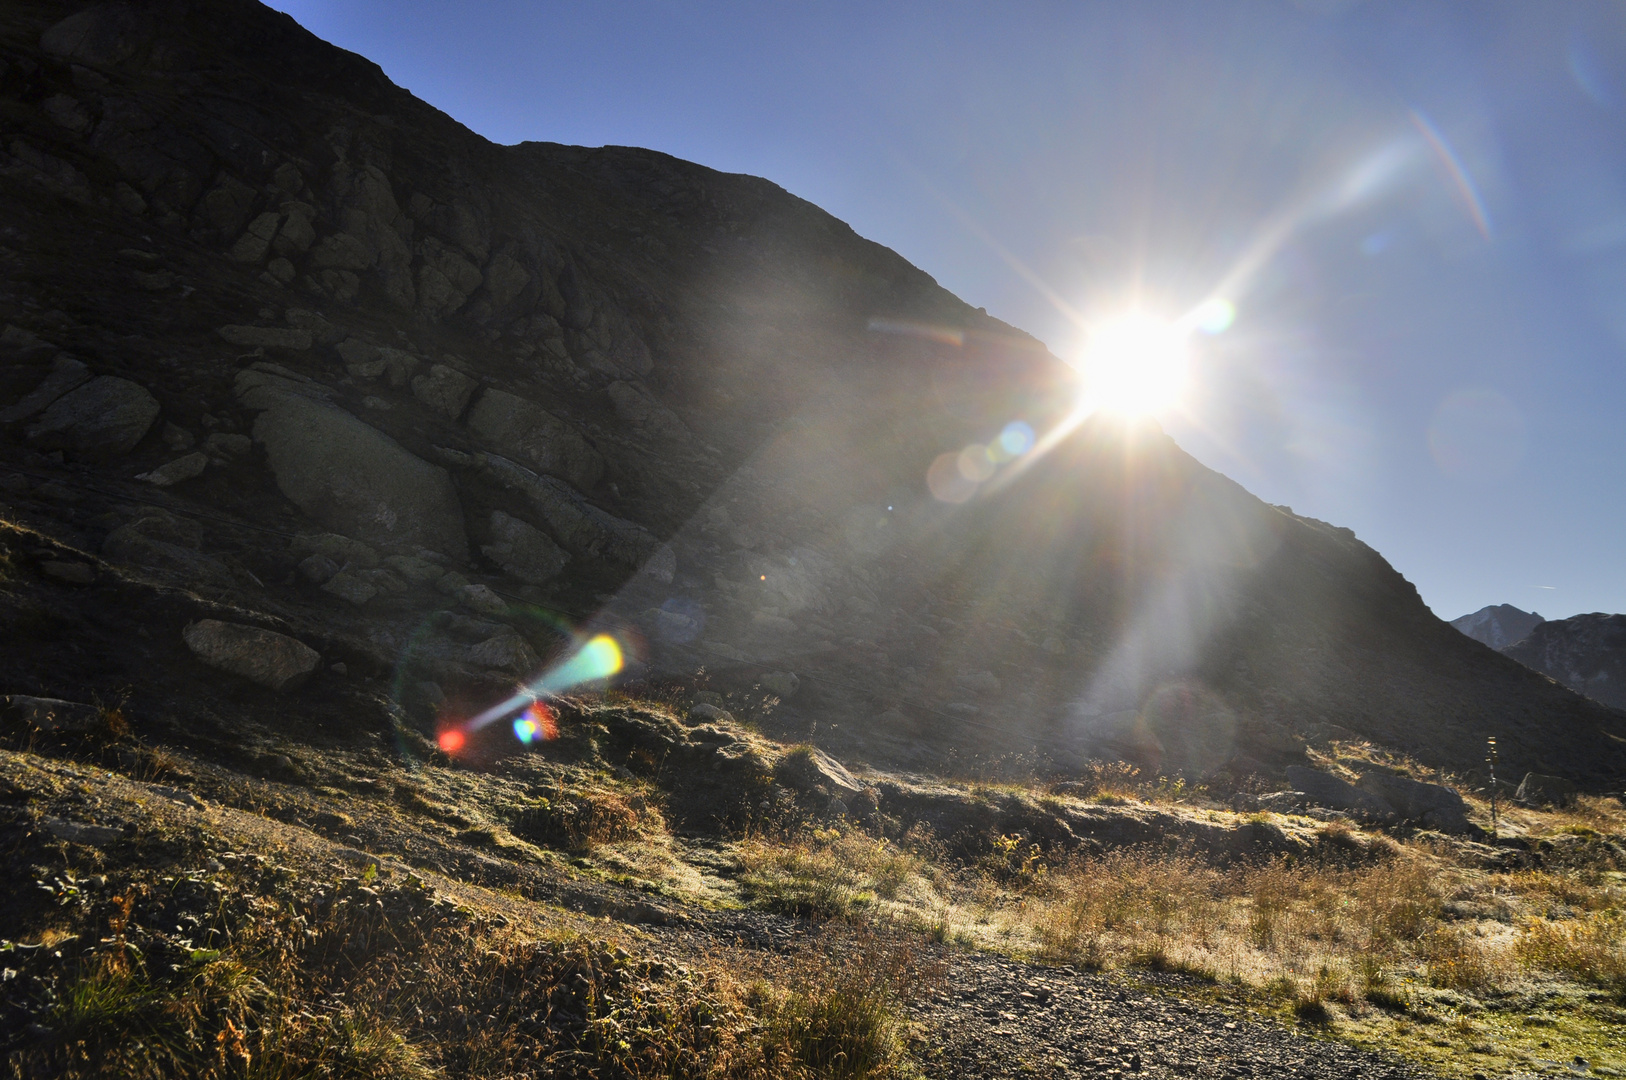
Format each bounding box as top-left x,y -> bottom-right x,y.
1076,311 -> 1190,418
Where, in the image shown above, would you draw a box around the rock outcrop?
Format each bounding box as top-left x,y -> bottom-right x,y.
238,370 -> 469,560
182,620 -> 321,692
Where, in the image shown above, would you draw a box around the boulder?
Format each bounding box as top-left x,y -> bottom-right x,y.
481,510 -> 569,585
291,532 -> 379,569
101,510 -> 235,588
182,619 -> 320,692
240,380 -> 468,560
384,553 -> 444,585
0,323 -> 56,361
204,433 -> 252,458
4,694 -> 102,732
1515,772 -> 1579,808
606,380 -> 692,444
321,570 -> 378,606
1356,770 -> 1475,833
26,376 -> 159,459
775,745 -> 863,799
297,553 -> 339,583
760,670 -> 800,699
217,325 -> 312,351
478,454 -> 657,567
1283,765 -> 1396,822
411,364 -> 476,420
136,451 -> 208,487
688,702 -> 735,724
466,388 -> 603,490
1,355 -> 89,423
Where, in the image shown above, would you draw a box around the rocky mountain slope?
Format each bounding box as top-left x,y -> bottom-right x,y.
1449,603 -> 1544,650
0,0 -> 1623,790
1502,613 -> 1626,711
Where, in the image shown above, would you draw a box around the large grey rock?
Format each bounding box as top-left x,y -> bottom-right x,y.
1515,772 -> 1579,808
182,619 -> 320,692
238,373 -> 468,560
411,364 -> 476,420
776,745 -> 863,799
1283,765 -> 1396,822
478,453 -> 656,568
1,355 -> 89,423
481,510 -> 569,585
26,376 -> 159,459
466,388 -> 603,490
217,325 -> 312,351
1356,771 -> 1474,834
291,532 -> 379,569
136,451 -> 208,487
606,380 -> 692,444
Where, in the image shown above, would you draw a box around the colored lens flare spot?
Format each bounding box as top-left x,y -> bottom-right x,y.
437,728 -> 466,754
513,701 -> 559,745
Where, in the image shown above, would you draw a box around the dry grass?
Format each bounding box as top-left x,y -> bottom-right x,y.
736,826 -> 925,919
7,858 -> 925,1080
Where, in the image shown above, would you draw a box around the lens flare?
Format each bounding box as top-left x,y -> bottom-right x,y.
1077,312 -> 1188,417
1191,298 -> 1235,335
956,443 -> 997,482
437,728 -> 465,754
464,633 -> 626,734
998,420 -> 1035,457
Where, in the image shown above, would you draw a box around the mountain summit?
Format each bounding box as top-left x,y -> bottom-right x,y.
1451,604 -> 1545,650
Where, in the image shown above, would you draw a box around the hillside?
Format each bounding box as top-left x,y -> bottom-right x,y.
0,0 -> 1621,800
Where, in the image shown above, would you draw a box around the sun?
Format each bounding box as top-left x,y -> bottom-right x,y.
1075,311 -> 1189,418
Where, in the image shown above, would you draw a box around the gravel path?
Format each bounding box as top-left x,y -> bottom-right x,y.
692,913 -> 1430,1080
907,949 -> 1426,1079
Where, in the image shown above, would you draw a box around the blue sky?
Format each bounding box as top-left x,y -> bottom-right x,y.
267,0 -> 1626,621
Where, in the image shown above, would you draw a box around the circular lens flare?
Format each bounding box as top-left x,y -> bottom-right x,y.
437,728 -> 466,754
1078,312 -> 1188,417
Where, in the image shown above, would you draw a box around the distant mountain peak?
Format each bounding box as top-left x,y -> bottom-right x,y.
1451,604 -> 1545,650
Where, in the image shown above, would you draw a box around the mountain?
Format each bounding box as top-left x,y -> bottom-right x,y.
1450,604 -> 1545,650
1502,614 -> 1626,711
1,0 -> 1624,788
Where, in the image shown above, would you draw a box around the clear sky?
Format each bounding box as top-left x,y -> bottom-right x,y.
266,0 -> 1626,622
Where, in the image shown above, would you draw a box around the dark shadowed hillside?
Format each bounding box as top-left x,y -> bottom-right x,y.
0,0 -> 1621,793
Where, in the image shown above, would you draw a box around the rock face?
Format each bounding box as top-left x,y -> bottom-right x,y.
776,745 -> 863,799
1283,766 -> 1396,823
1515,772 -> 1579,808
411,364 -> 476,420
26,376 -> 159,459
1501,613 -> 1626,710
1282,765 -> 1475,833
481,510 -> 569,585
1452,604 -> 1544,650
241,376 -> 468,560
182,620 -> 321,692
1,355 -> 89,423
466,389 -> 603,491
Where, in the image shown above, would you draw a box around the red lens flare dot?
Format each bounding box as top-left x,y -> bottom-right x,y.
437,728 -> 466,754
